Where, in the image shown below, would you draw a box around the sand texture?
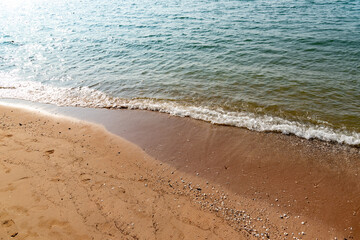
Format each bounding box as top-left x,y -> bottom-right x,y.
0,104 -> 359,239
0,105 -> 251,239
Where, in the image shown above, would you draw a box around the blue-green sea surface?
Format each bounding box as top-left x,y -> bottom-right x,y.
0,0 -> 359,145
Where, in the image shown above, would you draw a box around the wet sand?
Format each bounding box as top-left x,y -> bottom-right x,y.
0,100 -> 360,239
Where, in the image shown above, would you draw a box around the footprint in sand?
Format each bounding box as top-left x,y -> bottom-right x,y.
45,150 -> 55,155
0,184 -> 16,192
79,173 -> 93,184
0,134 -> 13,140
0,218 -> 19,239
2,166 -> 11,174
0,161 -> 11,174
43,150 -> 55,160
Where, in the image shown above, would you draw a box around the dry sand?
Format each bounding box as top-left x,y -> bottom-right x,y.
0,104 -> 359,239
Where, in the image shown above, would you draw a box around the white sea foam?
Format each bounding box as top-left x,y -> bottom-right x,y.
1,79 -> 359,146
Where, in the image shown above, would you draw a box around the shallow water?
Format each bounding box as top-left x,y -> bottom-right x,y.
0,0 -> 359,145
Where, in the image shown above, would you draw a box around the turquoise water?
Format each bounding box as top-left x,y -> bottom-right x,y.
0,0 -> 359,145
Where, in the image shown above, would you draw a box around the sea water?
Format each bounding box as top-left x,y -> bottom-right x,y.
0,0 -> 359,145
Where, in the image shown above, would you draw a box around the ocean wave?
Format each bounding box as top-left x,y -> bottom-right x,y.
0,79 -> 359,146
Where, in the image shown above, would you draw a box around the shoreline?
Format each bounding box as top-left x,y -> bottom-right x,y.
1,81 -> 359,146
0,100 -> 359,239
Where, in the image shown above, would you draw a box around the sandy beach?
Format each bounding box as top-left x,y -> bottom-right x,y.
0,103 -> 359,239
0,104 -> 247,239
1,0 -> 360,239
